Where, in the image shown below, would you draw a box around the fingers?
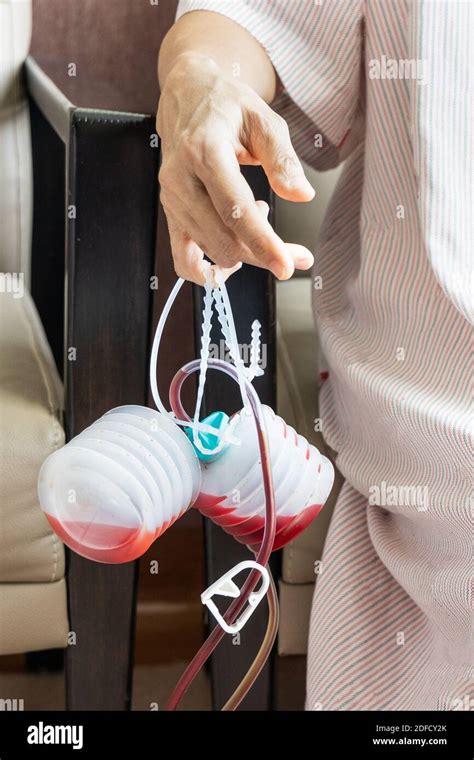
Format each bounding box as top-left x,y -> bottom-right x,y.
192,141 -> 295,279
165,187 -> 313,285
165,178 -> 309,277
255,201 -> 314,270
161,103 -> 315,283
242,104 -> 315,202
163,178 -> 254,271
167,216 -> 204,283
167,215 -> 242,286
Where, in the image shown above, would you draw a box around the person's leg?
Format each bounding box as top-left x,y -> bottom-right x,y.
367,493 -> 473,711
306,481 -> 432,710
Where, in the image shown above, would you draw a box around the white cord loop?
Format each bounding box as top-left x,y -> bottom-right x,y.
149,266 -> 264,452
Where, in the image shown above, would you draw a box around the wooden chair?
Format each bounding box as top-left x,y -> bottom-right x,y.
27,24 -> 278,709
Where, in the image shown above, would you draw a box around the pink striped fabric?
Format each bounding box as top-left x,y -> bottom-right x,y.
177,1 -> 473,710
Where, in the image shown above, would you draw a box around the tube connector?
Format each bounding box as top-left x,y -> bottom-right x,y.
185,410 -> 230,462
201,560 -> 270,635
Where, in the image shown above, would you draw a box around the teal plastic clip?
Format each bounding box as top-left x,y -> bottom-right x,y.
185,410 -> 230,463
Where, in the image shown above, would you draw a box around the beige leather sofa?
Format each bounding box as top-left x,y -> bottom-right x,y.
0,0 -> 68,655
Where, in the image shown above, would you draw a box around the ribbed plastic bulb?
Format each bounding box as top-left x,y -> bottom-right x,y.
195,405 -> 334,552
38,405 -> 201,563
38,405 -> 334,562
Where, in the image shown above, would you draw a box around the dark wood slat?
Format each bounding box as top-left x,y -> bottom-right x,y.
64,108 -> 159,710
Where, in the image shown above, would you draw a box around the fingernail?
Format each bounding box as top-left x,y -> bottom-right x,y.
294,252 -> 314,269
302,177 -> 316,197
288,173 -> 315,197
284,171 -> 314,196
256,201 -> 270,218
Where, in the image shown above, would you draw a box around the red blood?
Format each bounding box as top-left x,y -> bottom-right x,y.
193,493 -> 324,552
194,494 -> 263,530
45,514 -> 155,564
46,485 -> 325,563
226,513 -> 269,537
194,491 -> 228,515
251,501 -> 323,551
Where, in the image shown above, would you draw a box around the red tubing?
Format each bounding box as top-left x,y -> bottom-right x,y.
165,358 -> 277,711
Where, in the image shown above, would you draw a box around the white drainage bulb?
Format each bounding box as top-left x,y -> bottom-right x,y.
38,405 -> 202,563
38,404 -> 334,563
195,405 -> 334,552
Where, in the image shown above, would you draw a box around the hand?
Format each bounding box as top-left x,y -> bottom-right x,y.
156,53 -> 315,285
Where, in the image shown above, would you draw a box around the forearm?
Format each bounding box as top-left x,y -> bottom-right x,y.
156,9 -> 314,285
158,10 -> 277,102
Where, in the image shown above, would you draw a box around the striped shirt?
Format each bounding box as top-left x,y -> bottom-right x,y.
177,0 -> 473,710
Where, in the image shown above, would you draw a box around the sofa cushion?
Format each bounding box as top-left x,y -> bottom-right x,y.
0,289 -> 68,653
0,0 -> 33,284
0,579 -> 68,655
277,580 -> 314,656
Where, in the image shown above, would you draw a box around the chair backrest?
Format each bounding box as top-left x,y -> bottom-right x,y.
29,0 -> 196,406
0,0 -> 33,285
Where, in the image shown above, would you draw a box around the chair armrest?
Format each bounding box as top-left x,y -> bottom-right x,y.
25,54 -> 158,710
25,55 -> 158,430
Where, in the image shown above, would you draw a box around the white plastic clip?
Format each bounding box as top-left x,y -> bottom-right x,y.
247,319 -> 264,381
201,560 -> 270,635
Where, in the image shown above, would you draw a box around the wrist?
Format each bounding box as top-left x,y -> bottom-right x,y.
160,50 -> 222,89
